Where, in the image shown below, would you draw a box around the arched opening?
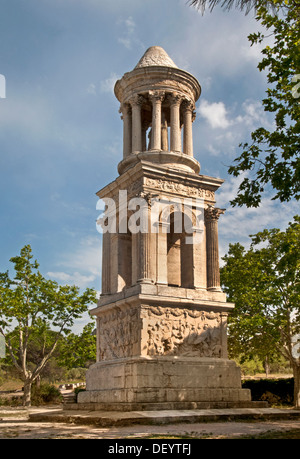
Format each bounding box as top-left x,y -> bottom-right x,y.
167,211 -> 194,288
118,218 -> 132,290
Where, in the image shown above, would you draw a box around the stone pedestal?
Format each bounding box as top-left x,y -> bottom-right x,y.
76,281 -> 252,411
78,357 -> 251,411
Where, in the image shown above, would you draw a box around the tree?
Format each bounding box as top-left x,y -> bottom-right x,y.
0,245 -> 97,406
189,0 -> 300,207
188,0 -> 274,14
228,0 -> 300,207
220,216 -> 300,407
57,322 -> 96,369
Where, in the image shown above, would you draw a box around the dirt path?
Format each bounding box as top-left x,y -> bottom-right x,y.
1,406 -> 300,439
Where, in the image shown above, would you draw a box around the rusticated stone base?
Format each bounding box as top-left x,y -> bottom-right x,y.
73,356 -> 256,412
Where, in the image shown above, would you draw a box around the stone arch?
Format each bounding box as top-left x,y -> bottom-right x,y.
167,210 -> 194,288
117,215 -> 132,290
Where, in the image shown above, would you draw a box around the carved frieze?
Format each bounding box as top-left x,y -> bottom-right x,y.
98,305 -> 141,360
97,304 -> 226,361
144,177 -> 215,202
145,307 -> 223,358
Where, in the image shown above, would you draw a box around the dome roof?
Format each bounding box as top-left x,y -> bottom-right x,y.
134,46 -> 178,69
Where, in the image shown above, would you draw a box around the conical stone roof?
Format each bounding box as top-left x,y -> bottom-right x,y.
134,46 -> 178,69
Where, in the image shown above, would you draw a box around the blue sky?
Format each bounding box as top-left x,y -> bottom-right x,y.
0,0 -> 298,330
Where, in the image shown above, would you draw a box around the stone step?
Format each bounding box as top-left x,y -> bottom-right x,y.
62,393 -> 77,404
29,407 -> 300,427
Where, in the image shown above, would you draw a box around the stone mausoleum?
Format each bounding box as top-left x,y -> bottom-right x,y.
76,46 -> 253,411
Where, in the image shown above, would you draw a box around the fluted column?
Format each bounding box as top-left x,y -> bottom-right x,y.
101,230 -> 111,294
183,99 -> 194,157
169,94 -> 182,152
120,103 -> 132,158
156,222 -> 168,285
220,312 -> 229,358
130,94 -> 145,154
142,120 -> 148,152
137,199 -> 152,284
205,206 -> 225,291
161,111 -> 168,150
149,90 -> 165,150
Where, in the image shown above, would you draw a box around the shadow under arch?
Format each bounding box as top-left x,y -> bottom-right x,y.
167,210 -> 195,288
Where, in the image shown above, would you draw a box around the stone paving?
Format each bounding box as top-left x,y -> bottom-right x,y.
1,405 -> 300,439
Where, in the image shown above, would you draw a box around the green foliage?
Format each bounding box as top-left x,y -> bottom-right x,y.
221,216 -> 300,405
64,367 -> 87,381
188,0 -> 276,14
236,355 -> 265,375
228,0 -> 300,207
57,323 -> 96,369
0,245 -> 97,405
74,386 -> 86,400
189,0 -> 300,207
242,378 -> 294,405
221,216 -> 300,362
31,383 -> 62,405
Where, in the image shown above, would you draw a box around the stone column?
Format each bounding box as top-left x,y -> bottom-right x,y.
169,94 -> 182,152
220,312 -> 229,358
110,233 -> 119,293
149,90 -> 165,151
161,111 -> 168,151
205,206 -> 225,291
101,230 -> 111,294
137,201 -> 152,284
120,103 -> 132,158
156,222 -> 168,285
96,317 -> 101,362
130,95 -> 145,154
182,99 -> 194,157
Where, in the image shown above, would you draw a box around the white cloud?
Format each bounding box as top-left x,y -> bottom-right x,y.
86,83 -> 96,95
118,37 -> 132,49
47,235 -> 102,290
100,73 -> 120,94
198,99 -> 231,129
195,97 -> 274,160
117,16 -> 136,49
86,74 -> 120,96
215,174 -> 299,262
47,271 -> 96,286
116,15 -> 144,51
124,16 -> 136,35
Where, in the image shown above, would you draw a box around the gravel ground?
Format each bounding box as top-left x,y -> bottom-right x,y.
1,406 -> 300,439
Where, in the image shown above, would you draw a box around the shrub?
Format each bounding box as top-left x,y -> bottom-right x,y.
242,378 -> 294,406
74,386 -> 86,401
31,383 -> 63,405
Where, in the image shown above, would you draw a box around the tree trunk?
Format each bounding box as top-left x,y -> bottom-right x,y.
293,364 -> 300,409
35,374 -> 41,389
23,380 -> 32,407
264,355 -> 270,378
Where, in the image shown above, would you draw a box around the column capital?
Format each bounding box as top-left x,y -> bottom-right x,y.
120,102 -> 132,115
128,94 -> 146,107
148,90 -> 165,102
182,98 -> 195,112
167,93 -> 183,106
205,206 -> 225,222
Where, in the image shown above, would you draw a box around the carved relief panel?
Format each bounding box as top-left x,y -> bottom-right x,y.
142,306 -> 225,358
98,305 -> 141,361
